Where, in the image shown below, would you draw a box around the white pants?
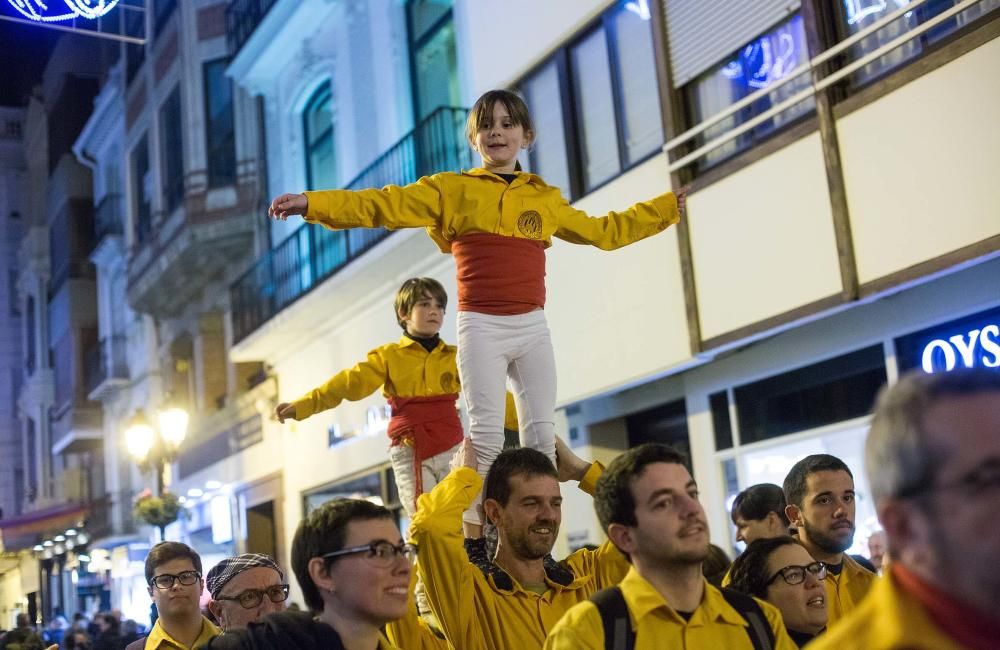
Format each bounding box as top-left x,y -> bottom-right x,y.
457,310 -> 557,524
388,442 -> 459,517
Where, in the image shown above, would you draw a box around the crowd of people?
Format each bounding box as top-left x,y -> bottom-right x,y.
0,611 -> 144,650
6,90 -> 998,649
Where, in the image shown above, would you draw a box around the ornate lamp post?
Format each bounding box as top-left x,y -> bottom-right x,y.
125,403 -> 189,540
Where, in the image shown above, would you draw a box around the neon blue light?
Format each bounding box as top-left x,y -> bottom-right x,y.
720,15 -> 806,92
7,0 -> 121,23
843,0 -> 914,26
623,0 -> 651,21
920,324 -> 1000,373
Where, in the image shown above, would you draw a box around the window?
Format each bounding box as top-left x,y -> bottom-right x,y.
124,0 -> 146,85
303,82 -> 335,190
407,0 -> 460,121
733,345 -> 888,445
131,134 -> 152,244
160,86 -> 184,213
521,61 -> 573,195
520,2 -> 663,199
204,59 -> 236,188
684,14 -> 814,171
25,296 -> 35,374
838,0 -> 1000,85
153,0 -> 177,37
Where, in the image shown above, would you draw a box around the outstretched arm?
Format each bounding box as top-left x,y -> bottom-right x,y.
268,175 -> 446,231
553,186 -> 686,250
277,349 -> 389,422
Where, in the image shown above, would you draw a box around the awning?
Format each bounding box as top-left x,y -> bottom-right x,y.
0,503 -> 89,551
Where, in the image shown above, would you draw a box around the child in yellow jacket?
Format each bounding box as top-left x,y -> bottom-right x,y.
275,277 -> 515,515
270,90 -> 685,530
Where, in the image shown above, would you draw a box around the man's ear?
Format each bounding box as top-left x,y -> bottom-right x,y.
606,523 -> 635,557
785,503 -> 803,528
308,557 -> 334,594
483,498 -> 502,527
207,600 -> 223,621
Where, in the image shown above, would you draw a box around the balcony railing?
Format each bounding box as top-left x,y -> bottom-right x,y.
226,0 -> 278,57
230,106 -> 473,344
94,193 -> 124,244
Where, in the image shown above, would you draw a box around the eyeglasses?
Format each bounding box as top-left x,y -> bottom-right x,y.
216,584 -> 290,609
765,561 -> 827,587
150,570 -> 202,590
899,459 -> 1000,500
321,541 -> 418,567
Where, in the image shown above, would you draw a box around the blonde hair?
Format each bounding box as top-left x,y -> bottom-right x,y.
465,89 -> 535,147
394,277 -> 448,330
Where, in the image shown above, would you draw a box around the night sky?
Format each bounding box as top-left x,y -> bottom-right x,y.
0,20 -> 61,107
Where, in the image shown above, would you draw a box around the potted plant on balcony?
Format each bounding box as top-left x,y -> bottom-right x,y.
133,489 -> 186,541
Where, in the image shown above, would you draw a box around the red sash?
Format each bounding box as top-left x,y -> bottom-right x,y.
386,394 -> 463,499
452,233 -> 546,314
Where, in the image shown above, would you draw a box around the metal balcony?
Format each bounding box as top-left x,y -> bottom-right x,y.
229,106 -> 473,344
86,336 -> 129,400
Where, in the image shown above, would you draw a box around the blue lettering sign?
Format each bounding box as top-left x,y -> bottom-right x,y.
896,307 -> 1000,374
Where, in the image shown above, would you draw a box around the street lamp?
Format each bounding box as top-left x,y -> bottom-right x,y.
125,403 -> 188,494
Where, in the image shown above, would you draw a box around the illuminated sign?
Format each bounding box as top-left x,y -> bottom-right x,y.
7,0 -> 121,22
721,15 -> 806,91
895,306 -> 1000,374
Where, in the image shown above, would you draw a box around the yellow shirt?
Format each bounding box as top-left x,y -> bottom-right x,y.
823,554 -> 877,626
545,567 -> 796,650
409,464 -> 629,650
303,168 -> 679,253
805,570 -> 964,650
291,336 -> 518,430
144,616 -> 220,650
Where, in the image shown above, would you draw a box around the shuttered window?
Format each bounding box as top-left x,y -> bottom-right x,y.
663,0 -> 802,87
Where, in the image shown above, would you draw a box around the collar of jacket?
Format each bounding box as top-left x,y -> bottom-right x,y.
480,554 -> 576,592
461,167 -> 547,189
396,335 -> 452,353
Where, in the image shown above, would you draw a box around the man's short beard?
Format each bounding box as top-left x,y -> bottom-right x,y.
803,518 -> 854,555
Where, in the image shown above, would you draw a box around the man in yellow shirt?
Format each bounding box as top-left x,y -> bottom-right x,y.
126,542 -> 220,650
409,438 -> 629,650
782,455 -> 876,625
545,443 -> 795,649
809,369 -> 1000,649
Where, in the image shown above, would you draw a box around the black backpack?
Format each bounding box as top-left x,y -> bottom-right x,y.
590,585 -> 775,650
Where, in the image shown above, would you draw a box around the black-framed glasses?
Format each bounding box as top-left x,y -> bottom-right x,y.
150,570 -> 202,590
321,541 -> 418,567
765,561 -> 827,587
215,584 -> 290,609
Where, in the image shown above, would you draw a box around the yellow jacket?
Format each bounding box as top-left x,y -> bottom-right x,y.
823,553 -> 877,625
805,569 -> 965,650
144,616 -> 221,649
409,464 -> 629,650
303,169 -> 679,253
291,336 -> 518,430
544,567 -> 797,650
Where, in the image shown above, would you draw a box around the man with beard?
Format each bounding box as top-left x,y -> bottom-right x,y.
782,454 -> 875,626
545,443 -> 795,649
205,554 -> 288,632
810,369 -> 1000,649
409,438 -> 629,650
127,542 -> 221,650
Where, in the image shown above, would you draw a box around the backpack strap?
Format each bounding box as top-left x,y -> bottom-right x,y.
590,586 -> 635,650
720,588 -> 775,650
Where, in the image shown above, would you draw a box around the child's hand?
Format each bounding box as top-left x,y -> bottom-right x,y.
675,185 -> 689,219
555,437 -> 590,483
275,402 -> 297,423
269,193 -> 308,220
450,437 -> 476,472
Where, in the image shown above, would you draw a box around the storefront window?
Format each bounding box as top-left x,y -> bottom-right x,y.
738,424 -> 880,557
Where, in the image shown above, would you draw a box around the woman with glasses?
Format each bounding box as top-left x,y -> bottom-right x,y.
728,536 -> 829,647
209,498 -> 442,650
